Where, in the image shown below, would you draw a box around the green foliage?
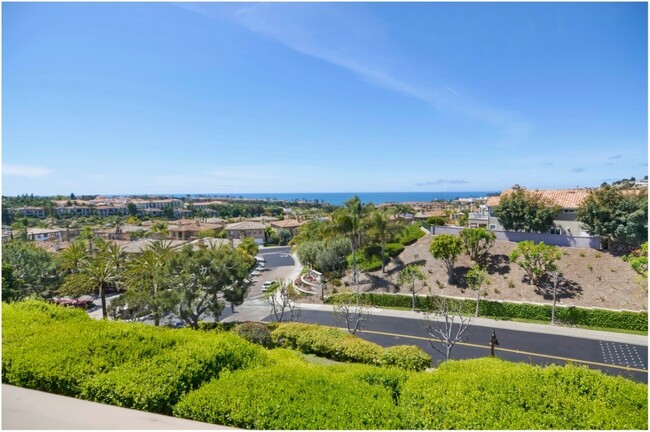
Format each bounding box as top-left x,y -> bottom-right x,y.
173,362 -> 402,430
233,322 -> 273,348
426,216 -> 446,226
429,234 -> 463,283
494,188 -> 560,233
2,263 -> 24,303
2,239 -> 61,299
577,186 -> 648,246
325,293 -> 648,331
400,358 -> 647,430
460,227 -> 496,266
509,241 -> 562,286
623,242 -> 648,277
380,345 -> 431,371
385,242 -> 405,256
2,301 -> 267,413
271,323 -> 431,370
395,223 -> 425,245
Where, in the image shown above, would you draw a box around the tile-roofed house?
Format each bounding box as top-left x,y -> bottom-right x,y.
167,220 -> 225,241
23,227 -> 65,242
9,206 -> 46,218
225,221 -> 266,245
486,187 -> 593,236
269,219 -> 305,237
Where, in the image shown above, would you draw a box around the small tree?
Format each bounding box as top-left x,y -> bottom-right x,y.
397,264 -> 426,311
264,280 -> 300,322
460,227 -> 496,267
509,241 -> 562,286
623,242 -> 648,277
429,234 -> 463,284
332,296 -> 370,334
425,297 -> 471,361
466,265 -> 488,317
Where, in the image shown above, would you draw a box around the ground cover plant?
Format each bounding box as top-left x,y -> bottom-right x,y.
3,300 -> 647,430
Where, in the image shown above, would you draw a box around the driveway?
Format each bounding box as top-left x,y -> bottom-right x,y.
246,246 -> 298,301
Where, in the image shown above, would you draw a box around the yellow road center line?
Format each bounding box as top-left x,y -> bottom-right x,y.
359,328 -> 648,374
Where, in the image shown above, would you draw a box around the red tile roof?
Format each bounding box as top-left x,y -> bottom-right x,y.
487,189 -> 590,209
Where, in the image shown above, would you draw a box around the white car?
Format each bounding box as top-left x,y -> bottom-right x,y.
261,281 -> 274,292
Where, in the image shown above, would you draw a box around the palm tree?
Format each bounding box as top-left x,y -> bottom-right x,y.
369,208 -> 405,273
60,242 -> 124,319
123,240 -> 173,326
59,240 -> 87,275
148,221 -> 169,239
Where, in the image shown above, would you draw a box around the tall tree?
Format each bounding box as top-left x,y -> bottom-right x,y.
168,244 -> 250,328
59,240 -> 87,275
429,235 -> 463,284
494,189 -> 560,233
61,241 -> 124,318
332,196 -> 368,304
369,208 -> 405,273
576,186 -> 648,248
126,202 -> 138,217
123,240 -> 173,326
460,228 -> 496,267
2,263 -> 24,303
397,264 -> 426,311
2,239 -> 60,299
509,241 -> 562,287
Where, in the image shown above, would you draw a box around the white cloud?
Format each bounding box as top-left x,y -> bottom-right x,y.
3,164 -> 52,178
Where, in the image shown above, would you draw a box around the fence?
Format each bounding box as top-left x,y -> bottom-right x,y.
430,225 -> 601,249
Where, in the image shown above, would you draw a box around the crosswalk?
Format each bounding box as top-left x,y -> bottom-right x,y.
599,341 -> 646,369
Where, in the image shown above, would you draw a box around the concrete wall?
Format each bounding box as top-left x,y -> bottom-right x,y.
430,225 -> 601,249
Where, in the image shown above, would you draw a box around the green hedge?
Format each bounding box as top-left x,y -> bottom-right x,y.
399,358 -> 648,430
2,301 -> 268,410
395,223 -> 425,245
271,323 -> 431,371
325,293 -> 648,331
173,362 -> 403,430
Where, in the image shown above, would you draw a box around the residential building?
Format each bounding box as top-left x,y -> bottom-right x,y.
95,205 -> 128,217
168,220 -> 224,241
24,228 -> 64,242
269,219 -> 305,236
10,206 -> 45,218
225,221 -> 266,245
486,188 -> 591,236
468,205 -> 490,228
130,198 -> 183,210
55,206 -> 93,217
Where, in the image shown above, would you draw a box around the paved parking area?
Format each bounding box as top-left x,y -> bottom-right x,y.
246,247 -> 297,301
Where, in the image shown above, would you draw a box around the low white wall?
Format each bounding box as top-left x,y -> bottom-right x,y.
431,226 -> 601,249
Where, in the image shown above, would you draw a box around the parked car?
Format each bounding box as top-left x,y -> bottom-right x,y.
261,280 -> 274,292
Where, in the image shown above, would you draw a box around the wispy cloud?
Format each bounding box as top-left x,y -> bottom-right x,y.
182,3 -> 532,145
416,179 -> 468,186
608,154 -> 623,160
3,164 -> 52,178
571,168 -> 585,173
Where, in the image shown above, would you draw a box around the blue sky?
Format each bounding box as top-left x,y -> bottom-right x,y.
2,2 -> 647,195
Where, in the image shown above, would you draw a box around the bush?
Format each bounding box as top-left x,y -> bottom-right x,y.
271,323 -> 431,371
81,332 -> 267,414
325,293 -> 648,331
197,321 -> 239,332
381,345 -> 431,371
399,358 -> 647,430
385,242 -> 405,257
173,362 -> 402,430
233,322 -> 272,348
396,224 -> 425,245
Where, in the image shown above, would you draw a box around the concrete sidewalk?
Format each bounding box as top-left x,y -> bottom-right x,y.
2,385 -> 233,430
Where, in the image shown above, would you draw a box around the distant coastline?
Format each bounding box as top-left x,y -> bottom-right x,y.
165,192 -> 497,206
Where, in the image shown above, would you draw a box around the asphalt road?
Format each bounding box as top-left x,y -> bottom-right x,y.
246,246 -> 295,301
286,309 -> 648,383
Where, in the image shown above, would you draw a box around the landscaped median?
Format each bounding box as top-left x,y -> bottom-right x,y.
325,292 -> 648,332
2,300 -> 647,430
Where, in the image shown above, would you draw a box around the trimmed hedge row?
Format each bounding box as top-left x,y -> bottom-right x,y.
271,323 -> 431,371
399,358 -> 648,430
2,301 -> 268,412
325,293 -> 648,331
174,357 -> 405,430
395,223 -> 425,245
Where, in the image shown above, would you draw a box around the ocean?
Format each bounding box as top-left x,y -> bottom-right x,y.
170,192 -> 496,206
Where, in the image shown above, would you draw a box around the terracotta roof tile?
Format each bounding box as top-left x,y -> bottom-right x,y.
487,189 -> 590,209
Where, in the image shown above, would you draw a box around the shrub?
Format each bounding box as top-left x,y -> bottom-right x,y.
396,224 -> 425,245
399,358 -> 647,430
173,362 -> 402,430
381,345 -> 431,371
81,332 -> 267,414
196,321 -> 239,332
233,322 -> 272,348
385,242 -> 405,257
271,323 -> 431,371
325,293 -> 648,331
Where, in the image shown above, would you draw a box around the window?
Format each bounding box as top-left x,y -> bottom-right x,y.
549,227 -> 562,235
563,209 -> 575,213
489,224 -> 496,230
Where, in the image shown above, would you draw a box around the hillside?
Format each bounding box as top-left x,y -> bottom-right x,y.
343,233 -> 648,312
